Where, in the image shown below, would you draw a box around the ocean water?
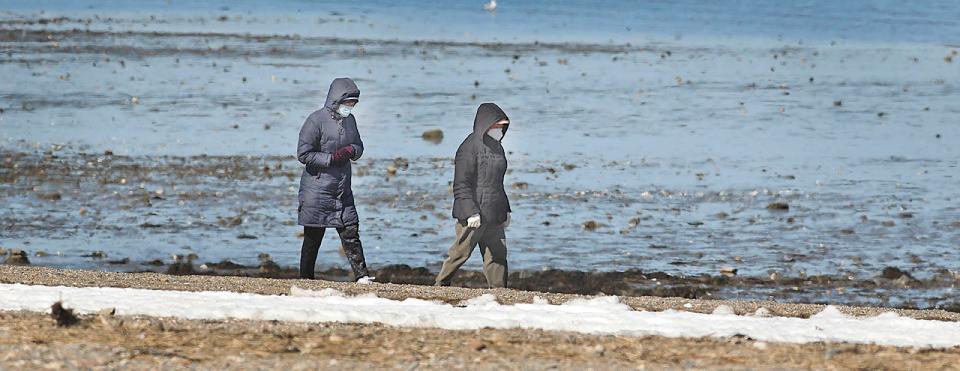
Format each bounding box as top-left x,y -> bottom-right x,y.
1,0 -> 959,291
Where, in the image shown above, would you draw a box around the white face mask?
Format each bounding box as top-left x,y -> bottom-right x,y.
337,104 -> 353,117
487,128 -> 504,141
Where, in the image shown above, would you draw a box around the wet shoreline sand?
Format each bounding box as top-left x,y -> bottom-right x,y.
3,149 -> 960,311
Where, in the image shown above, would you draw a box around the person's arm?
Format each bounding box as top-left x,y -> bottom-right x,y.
297,115 -> 331,168
453,142 -> 480,218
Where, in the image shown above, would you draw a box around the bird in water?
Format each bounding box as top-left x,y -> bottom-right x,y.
483,0 -> 497,13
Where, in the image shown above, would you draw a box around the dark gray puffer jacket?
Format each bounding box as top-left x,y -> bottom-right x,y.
297,78 -> 364,228
452,103 -> 511,225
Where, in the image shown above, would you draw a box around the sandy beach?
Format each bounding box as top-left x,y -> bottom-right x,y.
2,266 -> 960,370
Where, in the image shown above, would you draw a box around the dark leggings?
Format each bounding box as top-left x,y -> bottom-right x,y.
299,224 -> 369,280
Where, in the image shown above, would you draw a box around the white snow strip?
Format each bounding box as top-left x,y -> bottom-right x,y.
2,284 -> 958,348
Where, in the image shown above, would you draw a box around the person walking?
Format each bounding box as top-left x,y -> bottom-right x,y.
296,77 -> 372,282
435,103 -> 512,288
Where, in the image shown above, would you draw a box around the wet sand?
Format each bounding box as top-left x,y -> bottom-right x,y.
2,266 -> 960,370
4,149 -> 960,311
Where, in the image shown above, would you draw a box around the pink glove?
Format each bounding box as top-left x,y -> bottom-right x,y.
330,146 -> 356,165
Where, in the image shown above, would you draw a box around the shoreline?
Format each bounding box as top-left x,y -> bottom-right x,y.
2,265 -> 959,321
2,265 -> 960,369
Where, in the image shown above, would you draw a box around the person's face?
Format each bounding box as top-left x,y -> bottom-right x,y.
490,119 -> 509,130
341,100 -> 358,107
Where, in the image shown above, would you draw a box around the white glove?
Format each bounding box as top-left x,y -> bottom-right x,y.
503,213 -> 511,229
466,214 -> 482,228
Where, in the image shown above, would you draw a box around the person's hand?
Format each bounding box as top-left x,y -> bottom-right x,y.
330,146 -> 356,165
466,214 -> 482,228
502,213 -> 511,229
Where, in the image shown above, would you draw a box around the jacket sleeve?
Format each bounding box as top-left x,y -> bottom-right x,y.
297,115 -> 331,168
504,156 -> 511,212
350,118 -> 364,161
453,141 -> 481,217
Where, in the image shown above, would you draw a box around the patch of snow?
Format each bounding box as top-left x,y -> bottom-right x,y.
463,294 -> 498,307
812,305 -> 846,319
1,284 -> 958,348
712,305 -> 735,315
356,276 -> 376,285
290,286 -> 342,298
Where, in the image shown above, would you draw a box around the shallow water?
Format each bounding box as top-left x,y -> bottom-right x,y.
1,1 -> 959,306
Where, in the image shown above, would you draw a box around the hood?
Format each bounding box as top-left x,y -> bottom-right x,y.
323,77 -> 360,110
472,102 -> 509,140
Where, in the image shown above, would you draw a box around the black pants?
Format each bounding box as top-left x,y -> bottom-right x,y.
299,224 -> 369,280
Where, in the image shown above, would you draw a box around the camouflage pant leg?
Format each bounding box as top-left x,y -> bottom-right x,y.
337,224 -> 369,280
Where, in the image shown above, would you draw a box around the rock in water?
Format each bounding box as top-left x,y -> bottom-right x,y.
766,202 -> 790,211
259,260 -> 281,274
51,301 -> 79,327
880,266 -> 914,280
421,129 -> 444,144
3,249 -> 30,265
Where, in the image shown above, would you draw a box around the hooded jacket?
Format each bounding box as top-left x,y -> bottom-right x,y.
297,78 -> 364,228
452,103 -> 511,225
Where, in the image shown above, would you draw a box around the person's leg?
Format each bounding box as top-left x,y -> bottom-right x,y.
478,224 -> 508,288
299,226 -> 326,279
435,222 -> 484,286
337,224 -> 370,280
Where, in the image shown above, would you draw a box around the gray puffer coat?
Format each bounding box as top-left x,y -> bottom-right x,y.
297,78 -> 364,228
451,103 -> 511,225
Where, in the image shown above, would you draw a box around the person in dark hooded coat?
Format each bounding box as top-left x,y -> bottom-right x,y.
297,77 -> 371,281
435,103 -> 512,288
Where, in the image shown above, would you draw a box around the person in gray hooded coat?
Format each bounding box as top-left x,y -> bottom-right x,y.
435,103 -> 512,288
297,77 -> 370,281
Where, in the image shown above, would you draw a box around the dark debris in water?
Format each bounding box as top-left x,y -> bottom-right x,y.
766,202 -> 790,211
